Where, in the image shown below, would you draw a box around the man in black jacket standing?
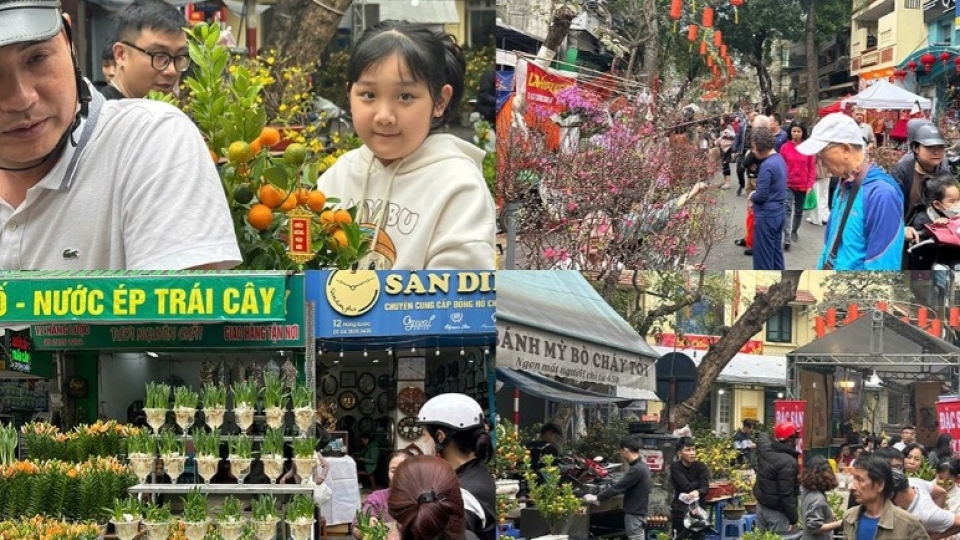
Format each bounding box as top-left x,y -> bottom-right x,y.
670,437 -> 710,539
584,435 -> 651,540
753,421 -> 801,533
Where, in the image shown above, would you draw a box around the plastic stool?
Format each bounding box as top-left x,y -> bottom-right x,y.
742,514 -> 756,532
721,518 -> 746,540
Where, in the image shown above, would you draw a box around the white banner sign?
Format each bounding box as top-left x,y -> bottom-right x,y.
497,323 -> 656,391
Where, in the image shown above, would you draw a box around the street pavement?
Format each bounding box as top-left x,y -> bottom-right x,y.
697,171 -> 824,270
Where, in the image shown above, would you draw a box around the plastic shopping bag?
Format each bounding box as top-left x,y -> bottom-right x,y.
804,190 -> 817,211
683,502 -> 710,531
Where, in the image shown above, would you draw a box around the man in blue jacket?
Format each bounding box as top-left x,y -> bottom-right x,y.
796,113 -> 904,270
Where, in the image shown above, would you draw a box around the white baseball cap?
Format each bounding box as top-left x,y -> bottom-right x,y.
0,0 -> 63,48
796,113 -> 866,156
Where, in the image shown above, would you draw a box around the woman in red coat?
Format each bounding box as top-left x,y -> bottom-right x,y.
779,122 -> 816,244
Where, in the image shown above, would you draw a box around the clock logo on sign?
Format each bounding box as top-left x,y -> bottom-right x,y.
325,270 -> 382,317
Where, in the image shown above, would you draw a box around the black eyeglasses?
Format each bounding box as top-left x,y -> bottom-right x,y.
121,41 -> 191,72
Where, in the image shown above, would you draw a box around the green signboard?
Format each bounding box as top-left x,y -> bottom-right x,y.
0,273 -> 287,324
30,275 -> 305,351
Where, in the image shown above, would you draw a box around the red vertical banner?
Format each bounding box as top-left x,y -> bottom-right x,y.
936,398 -> 960,454
775,400 -> 807,457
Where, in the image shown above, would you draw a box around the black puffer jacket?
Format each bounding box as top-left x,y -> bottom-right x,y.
752,432 -> 800,524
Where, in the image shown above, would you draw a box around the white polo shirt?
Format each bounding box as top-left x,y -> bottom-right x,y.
907,477 -> 954,533
0,94 -> 241,269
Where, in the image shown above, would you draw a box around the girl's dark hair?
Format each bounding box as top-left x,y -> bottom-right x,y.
934,433 -> 953,458
800,455 -> 838,492
853,454 -> 896,499
922,172 -> 959,205
788,122 -> 808,141
948,458 -> 960,477
388,456 -> 467,540
445,426 -> 494,463
348,20 -> 466,130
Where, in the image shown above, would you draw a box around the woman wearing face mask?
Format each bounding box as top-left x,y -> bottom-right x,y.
416,393 -> 495,540
907,172 -> 960,269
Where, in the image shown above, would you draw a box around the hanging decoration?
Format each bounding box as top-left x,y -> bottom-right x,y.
893,69 -> 906,81
908,60 -> 918,72
713,30 -> 722,47
730,0 -> 743,24
920,52 -> 936,73
700,40 -> 708,56
702,6 -> 714,28
670,0 -> 682,32
954,55 -> 960,73
941,51 -> 952,66
720,44 -> 728,58
687,24 -> 699,52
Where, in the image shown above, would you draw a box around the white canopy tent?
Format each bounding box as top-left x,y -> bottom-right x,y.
849,80 -> 931,110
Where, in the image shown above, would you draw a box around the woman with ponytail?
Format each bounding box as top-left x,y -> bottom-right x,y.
388,455 -> 480,540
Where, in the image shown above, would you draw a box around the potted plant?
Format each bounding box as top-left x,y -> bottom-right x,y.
108,497 -> 143,540
260,429 -> 286,484
144,383 -> 171,433
180,488 -> 211,540
263,373 -> 287,430
232,380 -> 259,432
126,429 -> 157,484
229,435 -> 254,484
354,507 -> 390,540
218,496 -> 246,540
292,436 -> 317,484
202,384 -> 227,431
142,501 -> 173,540
173,386 -> 199,433
251,495 -> 279,540
291,384 -> 315,436
193,428 -> 221,484
521,454 -> 582,536
159,429 -> 186,481
286,494 -> 316,540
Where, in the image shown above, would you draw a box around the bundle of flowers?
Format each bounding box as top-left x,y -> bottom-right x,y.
0,516 -> 101,540
0,457 -> 135,521
20,421 -> 138,462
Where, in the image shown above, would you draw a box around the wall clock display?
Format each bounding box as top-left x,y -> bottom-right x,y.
339,391 -> 358,411
397,387 -> 426,415
320,375 -> 338,396
358,396 -> 376,416
358,372 -> 376,395
385,418 -> 396,446
378,374 -> 391,389
397,417 -> 422,440
358,416 -> 376,435
320,396 -> 339,414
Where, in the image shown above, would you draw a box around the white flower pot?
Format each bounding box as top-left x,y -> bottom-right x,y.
229,457 -> 252,484
196,455 -> 220,484
128,454 -> 156,484
111,519 -> 141,540
265,407 -> 285,430
234,406 -> 254,431
174,407 -> 196,432
253,519 -> 279,540
161,454 -> 185,480
141,521 -> 171,540
144,408 -> 167,433
205,407 -> 226,431
293,458 -> 315,484
261,455 -> 285,484
218,519 -> 245,540
287,519 -> 315,540
180,519 -> 210,540
293,407 -> 315,435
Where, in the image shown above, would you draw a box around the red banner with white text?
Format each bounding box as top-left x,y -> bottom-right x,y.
936,398 -> 960,454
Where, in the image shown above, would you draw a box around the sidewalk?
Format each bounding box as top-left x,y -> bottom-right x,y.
698,172 -> 824,270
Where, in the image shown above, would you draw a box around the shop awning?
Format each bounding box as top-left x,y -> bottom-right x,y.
496,367 -> 644,406
378,0 -> 459,24
497,271 -> 658,392
651,346 -> 787,387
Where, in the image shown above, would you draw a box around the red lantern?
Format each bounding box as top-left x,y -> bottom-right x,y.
877,300 -> 888,312
815,315 -> 826,337
893,69 -> 905,81
687,24 -> 699,42
931,318 -> 943,337
941,51 -> 952,65
919,308 -> 928,328
720,44 -> 727,57
670,0 -> 682,20
950,306 -> 960,327
703,7 -> 714,28
700,41 -> 707,55
920,52 -> 936,71
846,303 -> 859,324
714,30 -> 722,47
708,56 -> 714,67
827,308 -> 837,328
730,0 -> 743,23
908,60 -> 918,72
953,55 -> 960,73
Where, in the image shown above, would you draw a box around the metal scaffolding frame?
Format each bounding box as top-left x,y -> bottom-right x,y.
787,310 -> 960,397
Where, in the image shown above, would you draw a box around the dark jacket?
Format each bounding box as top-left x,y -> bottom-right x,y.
598,457 -> 651,516
457,458 -> 496,540
669,460 -> 710,520
525,440 -> 560,473
752,432 -> 800,524
476,70 -> 497,124
890,152 -> 951,219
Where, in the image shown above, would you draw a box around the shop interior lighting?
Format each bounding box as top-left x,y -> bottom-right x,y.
339,350 -> 344,358
333,359 -> 340,364
483,347 -> 489,355
460,347 -> 465,356
386,347 -> 393,355
411,346 -> 417,354
777,392 -> 785,399
363,349 -> 368,357
435,347 -> 441,356
146,352 -> 159,358
373,359 -> 379,364
718,389 -> 725,395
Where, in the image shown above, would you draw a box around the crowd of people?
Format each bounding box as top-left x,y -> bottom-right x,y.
697,99 -> 960,271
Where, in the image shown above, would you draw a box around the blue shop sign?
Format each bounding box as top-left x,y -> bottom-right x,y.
306,271 -> 496,338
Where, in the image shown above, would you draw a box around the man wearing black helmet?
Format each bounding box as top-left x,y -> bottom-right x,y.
891,120 -> 951,222
0,0 -> 240,269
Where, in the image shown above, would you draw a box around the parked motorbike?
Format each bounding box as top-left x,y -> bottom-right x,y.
560,455 -> 619,495
307,96 -> 354,146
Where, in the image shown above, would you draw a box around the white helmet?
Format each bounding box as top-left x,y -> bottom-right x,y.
418,393 -> 483,431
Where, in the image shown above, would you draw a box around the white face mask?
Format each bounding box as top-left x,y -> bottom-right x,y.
943,204 -> 960,218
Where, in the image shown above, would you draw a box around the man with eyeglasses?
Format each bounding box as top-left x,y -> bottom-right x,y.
0,0 -> 241,269
101,0 -> 189,100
